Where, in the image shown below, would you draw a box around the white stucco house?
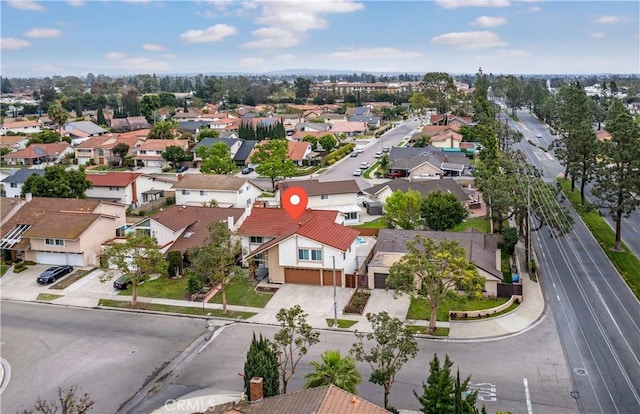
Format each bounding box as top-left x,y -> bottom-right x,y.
1,169 -> 45,198
171,174 -> 263,208
85,172 -> 177,208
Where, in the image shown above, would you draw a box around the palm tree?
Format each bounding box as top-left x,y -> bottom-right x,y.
47,104 -> 69,141
304,350 -> 362,394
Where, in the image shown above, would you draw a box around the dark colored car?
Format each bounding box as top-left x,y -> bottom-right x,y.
36,265 -> 73,284
113,275 -> 132,290
241,167 -> 254,174
176,165 -> 189,173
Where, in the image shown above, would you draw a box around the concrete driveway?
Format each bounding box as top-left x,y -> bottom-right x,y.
0,264 -> 64,301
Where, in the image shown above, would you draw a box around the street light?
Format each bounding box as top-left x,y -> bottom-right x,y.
332,255 -> 338,328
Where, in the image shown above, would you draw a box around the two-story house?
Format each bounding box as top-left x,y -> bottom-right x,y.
1,169 -> 45,198
0,195 -> 126,266
75,133 -> 146,166
86,172 -> 177,207
249,140 -> 312,167
172,174 -> 263,208
133,139 -> 190,168
278,179 -> 362,225
239,207 -> 360,287
193,137 -> 242,163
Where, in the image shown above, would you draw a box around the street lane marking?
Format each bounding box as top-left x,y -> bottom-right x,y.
468,382 -> 497,402
523,378 -> 533,414
557,294 -> 561,301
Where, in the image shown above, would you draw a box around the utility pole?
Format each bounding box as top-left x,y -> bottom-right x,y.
332,256 -> 338,328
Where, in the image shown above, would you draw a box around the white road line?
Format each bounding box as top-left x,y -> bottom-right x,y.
557,294 -> 561,301
523,377 -> 533,414
553,282 -> 556,288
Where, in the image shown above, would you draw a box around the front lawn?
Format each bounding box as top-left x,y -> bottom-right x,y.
451,217 -> 491,233
36,293 -> 63,301
326,318 -> 358,328
405,325 -> 450,336
501,247 -> 513,283
98,299 -> 256,319
407,295 -> 509,321
351,217 -> 387,229
0,264 -> 8,277
209,276 -> 273,308
118,276 -> 189,300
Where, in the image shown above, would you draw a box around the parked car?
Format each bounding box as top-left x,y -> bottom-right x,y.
113,274 -> 132,290
350,151 -> 358,157
176,165 -> 188,173
241,167 -> 254,174
36,265 -> 73,284
374,152 -> 382,158
388,171 -> 406,179
353,169 -> 362,176
360,162 -> 370,169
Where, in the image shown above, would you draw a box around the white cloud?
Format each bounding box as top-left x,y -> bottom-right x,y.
121,58 -> 168,70
242,27 -> 300,49
180,24 -> 237,43
7,1 -> 44,11
436,0 -> 510,9
329,47 -> 422,60
471,16 -> 506,27
590,32 -> 606,39
142,43 -> 164,51
243,0 -> 364,49
25,28 -> 63,38
528,6 -> 541,13
240,57 -> 266,66
432,31 -> 508,50
594,15 -> 633,24
104,52 -> 126,60
0,38 -> 32,50
67,0 -> 84,6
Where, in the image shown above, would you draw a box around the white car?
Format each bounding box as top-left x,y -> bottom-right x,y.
360,162 -> 370,169
536,133 -> 542,138
355,147 -> 364,153
374,151 -> 382,158
353,169 -> 362,176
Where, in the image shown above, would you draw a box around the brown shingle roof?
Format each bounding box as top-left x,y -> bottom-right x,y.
281,179 -> 360,196
421,124 -> 460,137
172,175 -> 260,192
23,212 -> 101,239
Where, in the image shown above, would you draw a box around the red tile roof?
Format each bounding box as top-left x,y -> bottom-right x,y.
1,142 -> 70,159
239,208 -> 338,237
421,124 -> 460,137
86,172 -> 141,187
296,215 -> 359,251
249,140 -> 311,162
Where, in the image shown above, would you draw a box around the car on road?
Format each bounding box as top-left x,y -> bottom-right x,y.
536,133 -> 542,138
360,162 -> 370,169
350,151 -> 358,157
113,275 -> 132,290
353,169 -> 362,176
36,265 -> 73,284
374,151 -> 382,158
176,165 -> 188,173
382,147 -> 390,153
355,147 -> 364,153
241,167 -> 254,174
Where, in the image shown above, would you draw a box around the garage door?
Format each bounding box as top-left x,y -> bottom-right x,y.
284,268 -> 321,285
374,273 -> 388,289
67,253 -> 84,267
36,252 -> 84,266
322,270 -> 342,287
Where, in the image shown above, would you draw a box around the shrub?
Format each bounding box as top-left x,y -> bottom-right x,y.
187,274 -> 202,295
166,251 -> 183,277
24,260 -> 37,266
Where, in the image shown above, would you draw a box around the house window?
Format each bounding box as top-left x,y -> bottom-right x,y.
45,238 -> 65,246
181,190 -> 190,195
250,236 -> 263,244
139,150 -> 147,155
199,190 -> 207,196
320,194 -> 328,200
345,212 -> 358,220
109,187 -> 119,191
298,249 -> 322,261
10,183 -> 17,188
239,188 -> 244,194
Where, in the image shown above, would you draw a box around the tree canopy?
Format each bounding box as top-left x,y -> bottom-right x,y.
304,350 -> 361,394
251,140 -> 295,190
244,333 -> 280,400
22,165 -> 90,199
161,145 -> 187,168
421,191 -> 468,231
383,189 -> 423,230
196,141 -> 236,174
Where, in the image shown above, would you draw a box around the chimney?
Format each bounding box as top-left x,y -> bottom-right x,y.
249,377 -> 264,403
25,193 -> 33,202
227,215 -> 234,231
177,173 -> 184,181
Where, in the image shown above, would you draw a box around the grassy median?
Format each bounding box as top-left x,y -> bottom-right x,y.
98,299 -> 256,319
558,178 -> 640,299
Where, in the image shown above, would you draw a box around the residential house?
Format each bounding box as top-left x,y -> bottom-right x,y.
330,121 -> 367,136
596,130 -> 611,141
294,122 -> 332,133
249,140 -> 312,167
63,121 -> 107,145
368,229 -> 503,296
1,142 -> 73,166
348,115 -> 382,129
278,179 -> 362,225
172,174 -> 263,208
239,208 -> 360,286
0,135 -> 30,151
233,140 -> 257,166
142,205 -> 246,255
86,172 -> 176,207
0,197 -> 24,226
74,132 -> 146,166
178,120 -> 210,134
193,137 -> 242,163
0,195 -> 126,266
173,111 -> 201,122
291,130 -> 328,142
429,129 -> 463,149
108,116 -> 150,132
133,139 -> 190,168
318,113 -> 349,122
1,169 -> 45,198
363,178 -> 471,206
449,115 -> 476,128
0,120 -> 41,135
277,113 -> 303,133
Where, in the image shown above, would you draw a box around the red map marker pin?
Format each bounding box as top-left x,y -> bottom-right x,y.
282,186 -> 308,219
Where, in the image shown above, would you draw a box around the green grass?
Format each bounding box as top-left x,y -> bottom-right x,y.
119,276 -> 189,300
405,325 -> 450,336
209,276 -> 273,308
326,318 -> 358,328
98,299 -> 257,319
461,301 -> 520,320
407,295 -> 509,321
0,264 -> 8,277
351,217 -> 388,229
260,192 -> 275,198
558,178 -> 640,299
451,217 -> 491,233
363,162 -> 380,179
36,293 -> 63,301
500,247 -> 513,283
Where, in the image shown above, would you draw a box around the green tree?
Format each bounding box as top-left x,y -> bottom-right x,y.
419,72 -> 457,119
272,305 -> 320,394
501,227 -> 518,255
304,350 -> 362,394
421,191 -> 468,231
47,104 -> 69,140
409,92 -> 430,117
161,145 -> 187,169
188,221 -> 240,314
166,250 -> 183,277
386,236 -> 483,333
196,129 -> 220,141
384,189 -> 423,230
29,130 -> 61,144
318,134 -> 337,152
196,142 -> 236,174
101,232 -> 167,305
111,142 -> 130,165
414,354 -> 478,414
148,120 -> 177,139
159,92 -> 177,108
592,100 -> 640,251
244,333 -> 280,400
22,384 -> 95,414
351,311 -> 418,410
140,94 -> 161,123
22,165 -> 90,199
251,140 -> 296,190
294,77 -> 311,99
96,107 -> 106,126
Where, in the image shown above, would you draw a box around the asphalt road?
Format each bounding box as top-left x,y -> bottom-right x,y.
504,109 -> 640,413
0,301 -> 208,414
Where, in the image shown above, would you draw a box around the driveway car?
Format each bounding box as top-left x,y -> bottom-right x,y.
241,167 -> 254,174
113,275 -> 132,290
36,265 -> 73,284
176,165 -> 189,173
353,169 -> 362,176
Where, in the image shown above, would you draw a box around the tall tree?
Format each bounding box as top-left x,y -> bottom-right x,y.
111,142 -> 130,165
22,165 -> 90,199
272,305 -> 320,394
196,142 -> 236,174
421,191 -> 468,231
161,145 -> 187,169
351,311 -> 418,410
148,120 -> 177,139
188,221 -> 240,314
294,77 -> 311,100
140,94 -> 161,123
47,104 -> 69,140
244,333 -> 280,400
383,189 -> 423,230
96,107 -> 106,126
196,129 -> 220,141
386,236 -> 483,333
304,350 -> 362,394
592,100 -> 640,251
251,140 -> 296,190
101,232 -> 167,305
419,72 -> 457,119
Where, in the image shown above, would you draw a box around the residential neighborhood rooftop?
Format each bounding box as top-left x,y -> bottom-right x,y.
280,179 -> 361,196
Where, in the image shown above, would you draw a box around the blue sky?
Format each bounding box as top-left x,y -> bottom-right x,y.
1,0 -> 638,78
